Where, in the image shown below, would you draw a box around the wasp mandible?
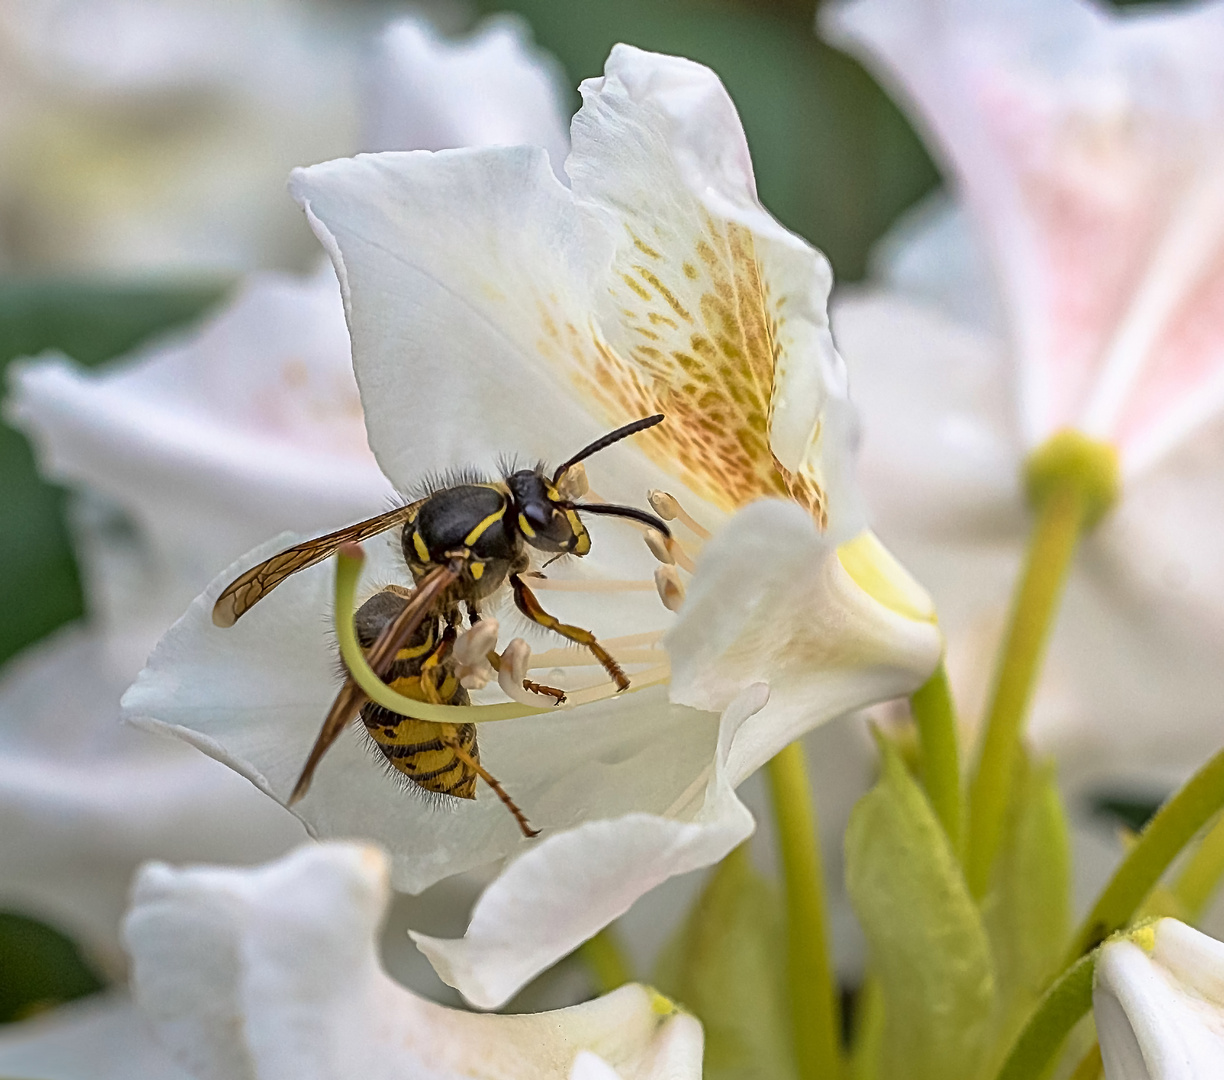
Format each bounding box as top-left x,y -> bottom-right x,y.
211,415 -> 671,836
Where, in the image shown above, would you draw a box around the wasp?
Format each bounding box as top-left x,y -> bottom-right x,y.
211,415 -> 671,836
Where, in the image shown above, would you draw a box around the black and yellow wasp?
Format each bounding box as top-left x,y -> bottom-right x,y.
211,415 -> 671,836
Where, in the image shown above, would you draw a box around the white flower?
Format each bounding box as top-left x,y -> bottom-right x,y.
122,841 -> 703,1080
123,45 -> 941,1007
0,15 -> 578,969
0,0 -> 357,272
822,0 -> 1224,788
1095,919 -> 1224,1079
363,16 -> 571,178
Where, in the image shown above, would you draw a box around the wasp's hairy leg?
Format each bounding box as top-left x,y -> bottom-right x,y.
440,734 -> 539,839
509,573 -> 630,692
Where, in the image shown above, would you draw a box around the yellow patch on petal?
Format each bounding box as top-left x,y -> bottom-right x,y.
539,215 -> 828,528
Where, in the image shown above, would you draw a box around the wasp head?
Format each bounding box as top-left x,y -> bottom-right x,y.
505,469 -> 592,556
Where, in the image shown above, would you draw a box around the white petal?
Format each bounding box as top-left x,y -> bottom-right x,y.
0,626 -> 303,972
571,45 -> 861,534
412,685 -> 765,1008
1095,919 -> 1224,1080
833,287 -> 1023,540
868,192 -> 1005,337
666,500 -> 942,785
0,994 -> 189,1080
124,841 -> 702,1080
364,15 -> 571,176
294,44 -> 861,534
124,537 -> 722,894
5,266 -> 390,591
825,0 -> 1224,469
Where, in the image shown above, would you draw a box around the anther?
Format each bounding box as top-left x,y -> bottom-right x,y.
644,528 -> 674,565
655,565 -> 686,612
648,490 -> 680,520
453,620 -> 499,689
649,489 -> 711,540
556,462 -> 589,501
498,639 -> 564,706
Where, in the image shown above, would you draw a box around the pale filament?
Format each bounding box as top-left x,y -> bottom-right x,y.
527,647 -> 665,668
519,573 -> 655,593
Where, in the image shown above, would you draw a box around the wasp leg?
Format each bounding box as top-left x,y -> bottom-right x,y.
440,734 -> 539,838
481,647 -> 567,704
509,574 -> 629,692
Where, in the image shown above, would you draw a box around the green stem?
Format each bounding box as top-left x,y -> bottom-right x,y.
766,741 -> 842,1080
910,663 -> 962,857
993,953 -> 1097,1080
1067,746 -> 1224,960
966,482 -> 1085,899
1172,811 -> 1224,922
579,925 -> 633,994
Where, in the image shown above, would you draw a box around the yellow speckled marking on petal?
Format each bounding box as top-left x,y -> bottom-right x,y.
552,215 -> 828,527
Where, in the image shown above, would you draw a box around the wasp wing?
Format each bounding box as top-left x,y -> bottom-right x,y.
212,503 -> 423,628
288,563 -> 460,804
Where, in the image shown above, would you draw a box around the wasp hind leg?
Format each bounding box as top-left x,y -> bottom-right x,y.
439,734 -> 539,838
509,574 -> 629,692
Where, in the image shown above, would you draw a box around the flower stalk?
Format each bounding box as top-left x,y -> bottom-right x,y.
1067,746 -> 1224,961
992,952 -> 1097,1080
909,662 -> 962,856
1173,812 -> 1224,922
966,432 -> 1118,899
766,741 -> 843,1080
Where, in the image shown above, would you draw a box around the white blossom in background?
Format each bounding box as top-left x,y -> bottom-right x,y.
124,44 -> 941,1009
0,0 -> 360,273
1094,919 -> 1224,1080
364,15 -> 571,178
0,843 -> 703,1080
0,14 -> 575,972
822,0 -> 1224,790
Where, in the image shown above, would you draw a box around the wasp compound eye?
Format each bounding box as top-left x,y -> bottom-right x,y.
524,502 -> 554,531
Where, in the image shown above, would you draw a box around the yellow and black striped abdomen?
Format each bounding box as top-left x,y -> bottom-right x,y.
362,709 -> 478,799
354,589 -> 479,799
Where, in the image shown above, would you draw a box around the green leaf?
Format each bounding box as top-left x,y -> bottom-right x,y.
475,0 -> 940,281
844,737 -> 995,1080
0,911 -> 106,1024
0,279 -> 227,666
654,844 -> 797,1080
981,754 -> 1072,1071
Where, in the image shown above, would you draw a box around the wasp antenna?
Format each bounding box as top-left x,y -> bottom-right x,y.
552,415 -> 665,483
575,501 -> 671,538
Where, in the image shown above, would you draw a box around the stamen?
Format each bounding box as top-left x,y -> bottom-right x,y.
453,620 -> 499,689
519,571 -> 655,593
498,639 -> 563,707
644,528 -> 674,565
665,536 -> 696,574
655,565 -> 686,612
556,462 -> 589,500
648,489 -> 711,540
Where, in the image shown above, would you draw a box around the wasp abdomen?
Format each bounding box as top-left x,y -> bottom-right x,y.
352,588 -> 479,800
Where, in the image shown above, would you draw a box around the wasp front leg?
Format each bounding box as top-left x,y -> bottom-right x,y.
509,574 -> 629,692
